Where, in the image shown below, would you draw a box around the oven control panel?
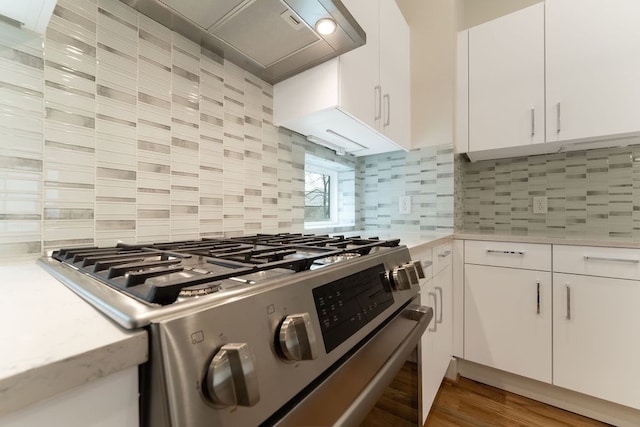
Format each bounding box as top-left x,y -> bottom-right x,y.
312,264 -> 394,353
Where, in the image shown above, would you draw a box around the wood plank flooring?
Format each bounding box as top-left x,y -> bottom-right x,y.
360,361 -> 612,427
425,377 -> 612,427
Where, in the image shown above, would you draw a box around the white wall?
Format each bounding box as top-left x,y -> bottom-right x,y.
396,0 -> 461,149
461,0 -> 542,29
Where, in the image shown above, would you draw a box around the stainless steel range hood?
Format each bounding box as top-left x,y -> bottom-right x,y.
120,0 -> 365,84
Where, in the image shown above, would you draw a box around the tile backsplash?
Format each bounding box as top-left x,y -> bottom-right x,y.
0,0 -> 456,262
359,145 -> 455,232
0,0 -> 357,260
462,141 -> 640,238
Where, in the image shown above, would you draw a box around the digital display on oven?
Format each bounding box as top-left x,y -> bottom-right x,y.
312,264 -> 394,353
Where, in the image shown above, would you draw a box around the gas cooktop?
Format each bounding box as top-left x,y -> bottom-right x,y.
40,234 -> 402,324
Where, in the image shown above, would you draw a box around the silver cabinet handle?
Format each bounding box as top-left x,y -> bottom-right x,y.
374,85 -> 382,121
438,250 -> 452,258
566,285 -> 571,320
486,249 -> 525,255
383,93 -> 390,127
556,102 -> 561,133
584,255 -> 640,264
428,292 -> 437,332
536,280 -> 540,314
531,107 -> 535,137
435,286 -> 443,324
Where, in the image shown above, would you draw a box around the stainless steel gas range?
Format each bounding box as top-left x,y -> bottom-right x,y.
38,233 -> 432,427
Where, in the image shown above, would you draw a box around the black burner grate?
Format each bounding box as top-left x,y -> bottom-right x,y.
51,234 -> 400,305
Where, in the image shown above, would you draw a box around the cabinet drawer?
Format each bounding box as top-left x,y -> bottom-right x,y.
465,240 -> 551,271
554,245 -> 640,280
409,244 -> 433,282
432,242 -> 453,274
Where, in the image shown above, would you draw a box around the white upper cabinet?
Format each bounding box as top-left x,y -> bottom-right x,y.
0,0 -> 57,34
273,0 -> 410,156
460,0 -> 640,161
468,3 -> 544,154
545,0 -> 640,144
339,0 -> 379,131
377,0 -> 410,148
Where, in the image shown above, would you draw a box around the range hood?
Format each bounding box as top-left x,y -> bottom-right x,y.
120,0 -> 365,84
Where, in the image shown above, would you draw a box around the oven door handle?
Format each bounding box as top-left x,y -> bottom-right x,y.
335,304 -> 433,427
273,301 -> 433,427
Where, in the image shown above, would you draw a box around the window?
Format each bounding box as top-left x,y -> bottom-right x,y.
305,170 -> 334,222
304,154 -> 355,228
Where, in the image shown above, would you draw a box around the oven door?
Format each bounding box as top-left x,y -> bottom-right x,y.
270,300 -> 433,427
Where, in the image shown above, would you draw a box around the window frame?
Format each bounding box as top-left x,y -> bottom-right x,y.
304,154 -> 352,229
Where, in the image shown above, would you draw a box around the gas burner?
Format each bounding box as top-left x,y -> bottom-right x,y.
315,252 -> 361,265
179,282 -> 221,297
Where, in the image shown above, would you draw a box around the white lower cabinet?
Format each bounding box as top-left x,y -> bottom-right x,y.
553,272 -> 640,410
432,262 -> 453,377
464,264 -> 552,383
416,242 -> 453,424
462,240 -> 640,413
0,366 -> 139,427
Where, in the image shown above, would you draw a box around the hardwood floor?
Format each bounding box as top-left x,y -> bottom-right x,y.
425,377 -> 612,427
360,361 -> 612,427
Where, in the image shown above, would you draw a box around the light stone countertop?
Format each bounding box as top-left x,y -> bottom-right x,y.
0,260 -> 148,416
331,229 -> 454,250
455,230 -> 640,248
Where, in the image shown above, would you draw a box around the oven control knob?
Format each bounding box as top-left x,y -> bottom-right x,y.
411,260 -> 426,279
391,266 -> 411,290
205,343 -> 260,407
278,313 -> 319,361
403,263 -> 420,285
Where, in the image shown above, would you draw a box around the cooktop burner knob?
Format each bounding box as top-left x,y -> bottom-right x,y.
402,263 -> 419,285
205,343 -> 260,407
411,260 -> 426,279
278,313 -> 319,361
391,266 -> 411,290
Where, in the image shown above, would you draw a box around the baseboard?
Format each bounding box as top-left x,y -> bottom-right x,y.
444,357 -> 458,381
455,359 -> 640,427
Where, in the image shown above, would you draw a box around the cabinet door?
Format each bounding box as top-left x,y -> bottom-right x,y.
339,0 -> 379,129
433,263 -> 452,377
419,279 -> 439,425
468,3 -> 544,152
379,0 -> 410,149
553,273 -> 640,410
420,263 -> 453,423
546,0 -> 640,142
464,264 -> 552,383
